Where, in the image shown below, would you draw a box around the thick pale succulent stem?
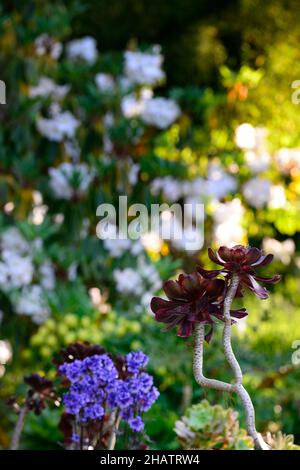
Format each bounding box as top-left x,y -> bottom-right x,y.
10,405 -> 28,450
235,384 -> 269,450
193,273 -> 270,450
222,275 -> 243,384
193,323 -> 233,393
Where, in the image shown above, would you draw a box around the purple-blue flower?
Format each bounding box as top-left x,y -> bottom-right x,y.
126,351 -> 149,374
59,350 -> 159,434
128,416 -> 144,432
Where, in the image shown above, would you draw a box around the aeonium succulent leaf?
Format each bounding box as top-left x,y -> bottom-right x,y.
24,374 -> 56,415
197,245 -> 281,300
150,272 -> 247,341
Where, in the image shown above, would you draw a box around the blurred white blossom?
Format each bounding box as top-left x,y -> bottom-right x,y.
66,36 -> 98,64
121,88 -> 152,118
39,262 -> 56,290
263,238 -> 295,265
212,199 -> 245,247
49,162 -> 95,199
275,148 -> 300,174
95,73 -> 115,92
37,110 -> 79,142
268,185 -> 286,209
141,97 -> 180,129
34,34 -> 62,59
124,49 -> 165,86
1,227 -> 30,254
29,77 -> 70,99
243,177 -> 271,208
245,150 -> 271,173
1,251 -> 34,289
206,164 -> 237,200
0,340 -> 12,364
103,223 -> 143,258
114,268 -> 143,295
16,285 -> 50,324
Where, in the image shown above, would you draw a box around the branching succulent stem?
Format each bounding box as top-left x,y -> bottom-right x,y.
10,405 -> 29,450
193,274 -> 270,450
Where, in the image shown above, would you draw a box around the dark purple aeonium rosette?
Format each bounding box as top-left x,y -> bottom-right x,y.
197,245 -> 281,300
150,272 -> 247,342
24,374 -> 56,415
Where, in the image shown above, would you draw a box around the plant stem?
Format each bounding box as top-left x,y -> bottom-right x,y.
193,273 -> 270,450
193,323 -> 233,393
222,275 -> 243,383
10,405 -> 28,450
222,274 -> 269,450
107,413 -> 121,450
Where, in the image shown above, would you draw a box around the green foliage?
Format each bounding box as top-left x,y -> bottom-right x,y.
1,0 -> 300,451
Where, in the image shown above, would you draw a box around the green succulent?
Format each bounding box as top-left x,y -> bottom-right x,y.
175,400 -> 254,450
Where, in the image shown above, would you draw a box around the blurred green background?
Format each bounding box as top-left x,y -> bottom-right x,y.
0,0 -> 300,450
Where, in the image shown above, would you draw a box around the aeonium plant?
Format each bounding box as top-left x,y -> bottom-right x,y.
151,245 -> 281,451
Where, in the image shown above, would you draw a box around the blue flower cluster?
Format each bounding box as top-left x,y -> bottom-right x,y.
59,351 -> 159,433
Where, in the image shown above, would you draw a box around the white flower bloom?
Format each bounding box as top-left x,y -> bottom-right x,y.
49,162 -> 95,199
2,251 -> 34,289
104,238 -> 132,258
268,185 -> 286,209
16,285 -> 50,324
114,268 -> 143,295
138,258 -> 161,291
29,77 -> 70,99
212,199 -> 245,247
121,94 -> 145,118
128,163 -> 140,185
0,263 -> 8,288
141,97 -> 180,129
141,291 -> 154,309
95,73 -> 115,92
235,124 -> 267,150
141,232 -> 162,253
64,140 -> 80,160
182,178 -> 206,198
151,177 -> 183,202
68,263 -> 77,281
124,50 -> 165,86
262,238 -> 295,265
34,34 -> 62,59
275,148 -> 300,174
170,224 -> 204,253
243,177 -> 271,208
0,340 -> 12,364
1,227 -> 29,254
206,164 -> 237,200
235,123 -> 257,149
245,150 -> 271,173
29,205 -> 48,225
37,110 -> 79,142
103,224 -> 143,258
121,88 -> 152,118
39,262 -> 55,290
66,36 -> 98,64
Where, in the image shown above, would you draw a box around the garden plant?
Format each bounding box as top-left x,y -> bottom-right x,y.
1,0 -> 300,453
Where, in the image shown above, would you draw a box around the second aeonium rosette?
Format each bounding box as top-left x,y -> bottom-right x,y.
151,245 -> 281,340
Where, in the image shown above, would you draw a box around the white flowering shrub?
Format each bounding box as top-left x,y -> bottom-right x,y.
1,0 -> 300,451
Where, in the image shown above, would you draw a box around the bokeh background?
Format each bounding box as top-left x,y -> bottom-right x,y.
1,0 -> 300,449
